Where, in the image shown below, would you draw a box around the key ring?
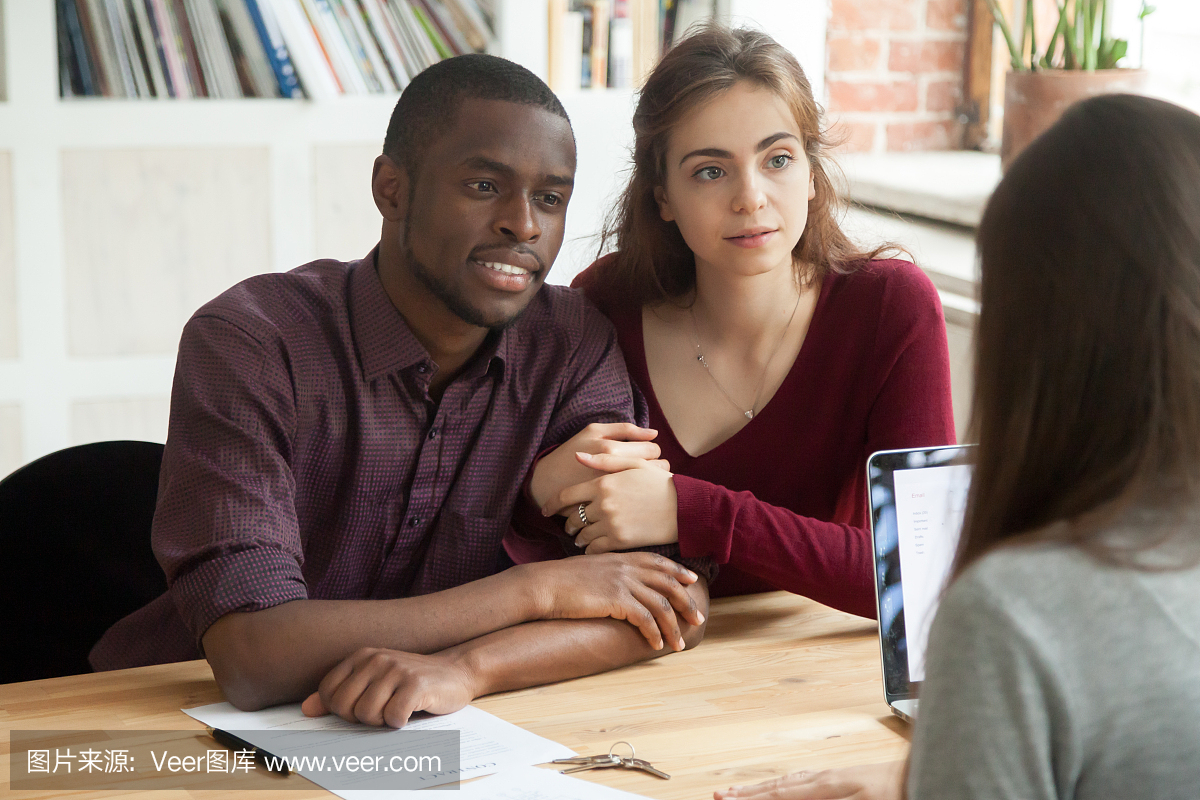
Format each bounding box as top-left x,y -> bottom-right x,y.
608,740 -> 635,760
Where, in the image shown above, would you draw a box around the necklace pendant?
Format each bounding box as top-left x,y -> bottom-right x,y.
744,410 -> 754,420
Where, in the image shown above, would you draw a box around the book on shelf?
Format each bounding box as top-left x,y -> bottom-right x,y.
666,0 -> 712,51
56,0 -> 494,99
588,0 -> 608,90
548,0 -> 581,93
547,0 -> 711,92
607,11 -> 631,89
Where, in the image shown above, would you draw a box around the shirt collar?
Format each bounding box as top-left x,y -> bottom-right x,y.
349,246 -> 512,383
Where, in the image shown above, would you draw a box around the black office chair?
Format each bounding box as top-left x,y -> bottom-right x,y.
0,440 -> 167,683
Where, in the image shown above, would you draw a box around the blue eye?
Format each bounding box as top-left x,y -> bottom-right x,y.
769,154 -> 793,169
693,166 -> 723,181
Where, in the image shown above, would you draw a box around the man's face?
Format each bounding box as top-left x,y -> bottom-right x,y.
402,99 -> 576,330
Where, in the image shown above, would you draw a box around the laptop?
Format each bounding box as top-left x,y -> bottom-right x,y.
867,444 -> 973,722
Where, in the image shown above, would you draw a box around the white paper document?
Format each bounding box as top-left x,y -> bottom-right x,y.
183,701 -> 575,795
454,765 -> 652,799
893,462 -> 970,681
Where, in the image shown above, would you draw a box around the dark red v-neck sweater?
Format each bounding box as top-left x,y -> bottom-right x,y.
574,257 -> 956,618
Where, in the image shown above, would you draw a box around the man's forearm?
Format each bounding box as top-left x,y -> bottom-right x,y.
452,579 -> 708,698
204,554 -> 703,711
298,567 -> 708,728
204,564 -> 545,710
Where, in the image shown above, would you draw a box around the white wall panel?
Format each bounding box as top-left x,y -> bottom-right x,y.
0,151 -> 15,359
71,396 -> 171,446
552,90 -> 637,286
0,404 -> 21,476
313,144 -> 382,263
62,147 -> 271,357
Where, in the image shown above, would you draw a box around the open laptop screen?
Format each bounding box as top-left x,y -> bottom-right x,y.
868,446 -> 972,701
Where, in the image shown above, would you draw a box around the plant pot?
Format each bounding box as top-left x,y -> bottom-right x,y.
1001,69 -> 1149,170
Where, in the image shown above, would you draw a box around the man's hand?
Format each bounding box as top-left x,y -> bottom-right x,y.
301,648 -> 475,728
529,423 -> 663,512
713,761 -> 905,800
297,553 -> 710,727
549,452 -> 679,553
525,553 -> 703,651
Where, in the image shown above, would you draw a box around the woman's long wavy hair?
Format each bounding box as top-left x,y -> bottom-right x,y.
596,24 -> 892,305
954,94 -> 1200,578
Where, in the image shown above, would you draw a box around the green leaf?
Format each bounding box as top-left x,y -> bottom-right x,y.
1083,0 -> 1096,71
985,0 -> 1026,70
1043,1 -> 1069,68
1026,0 -> 1038,67
1100,38 -> 1128,68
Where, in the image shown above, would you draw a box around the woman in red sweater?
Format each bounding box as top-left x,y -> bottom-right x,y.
524,25 -> 954,618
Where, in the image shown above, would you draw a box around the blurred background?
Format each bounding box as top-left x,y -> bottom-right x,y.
0,0 -> 1196,475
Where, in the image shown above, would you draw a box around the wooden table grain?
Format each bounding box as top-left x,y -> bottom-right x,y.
1,592 -> 910,798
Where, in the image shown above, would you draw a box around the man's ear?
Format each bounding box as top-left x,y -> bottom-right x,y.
654,185 -> 674,223
372,155 -> 409,222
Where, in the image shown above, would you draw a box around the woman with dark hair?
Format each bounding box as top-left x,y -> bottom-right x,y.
516,24 -> 955,615
716,94 -> 1200,799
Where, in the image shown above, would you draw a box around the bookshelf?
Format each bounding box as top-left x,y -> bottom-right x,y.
54,0 -> 495,100
546,0 -> 827,94
0,0 -> 825,476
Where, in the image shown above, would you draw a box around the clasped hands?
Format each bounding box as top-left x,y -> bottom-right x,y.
529,422 -> 682,553
300,424 -> 691,729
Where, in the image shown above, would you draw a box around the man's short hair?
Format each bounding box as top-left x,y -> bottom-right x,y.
383,54 -> 572,179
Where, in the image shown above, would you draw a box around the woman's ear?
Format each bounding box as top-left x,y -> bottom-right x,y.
654,186 -> 675,222
808,169 -> 816,202
372,155 -> 410,222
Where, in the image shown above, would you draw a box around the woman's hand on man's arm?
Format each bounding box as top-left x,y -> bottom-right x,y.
553,452 -> 680,552
528,422 -> 665,512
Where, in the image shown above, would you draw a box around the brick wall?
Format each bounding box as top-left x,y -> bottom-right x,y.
826,0 -> 970,153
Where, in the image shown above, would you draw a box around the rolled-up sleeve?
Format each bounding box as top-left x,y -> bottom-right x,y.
155,312 -> 308,646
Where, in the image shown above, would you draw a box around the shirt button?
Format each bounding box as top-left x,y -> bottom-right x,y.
408,516 -> 422,527
428,427 -> 438,440
416,364 -> 428,374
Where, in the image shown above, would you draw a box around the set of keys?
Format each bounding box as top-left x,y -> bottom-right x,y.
553,740 -> 670,780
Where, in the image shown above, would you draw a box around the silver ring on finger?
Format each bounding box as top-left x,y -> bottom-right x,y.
577,502 -> 591,527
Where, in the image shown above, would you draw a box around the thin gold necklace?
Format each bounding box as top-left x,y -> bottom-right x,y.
689,291 -> 802,420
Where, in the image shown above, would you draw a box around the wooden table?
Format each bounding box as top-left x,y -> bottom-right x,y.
1,592 -> 910,798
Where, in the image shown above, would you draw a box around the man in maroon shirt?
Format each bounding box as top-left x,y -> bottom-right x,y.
91,55 -> 709,728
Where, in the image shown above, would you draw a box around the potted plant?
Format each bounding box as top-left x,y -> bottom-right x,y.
986,0 -> 1155,168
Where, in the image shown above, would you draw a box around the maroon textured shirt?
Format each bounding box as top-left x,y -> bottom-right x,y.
90,249 -> 642,670
569,257 -> 956,618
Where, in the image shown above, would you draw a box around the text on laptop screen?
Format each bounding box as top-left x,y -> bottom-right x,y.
893,463 -> 970,681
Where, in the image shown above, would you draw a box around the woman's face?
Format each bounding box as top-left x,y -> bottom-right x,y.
656,81 -> 815,279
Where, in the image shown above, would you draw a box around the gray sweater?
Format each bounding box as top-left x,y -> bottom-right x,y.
907,523 -> 1200,799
